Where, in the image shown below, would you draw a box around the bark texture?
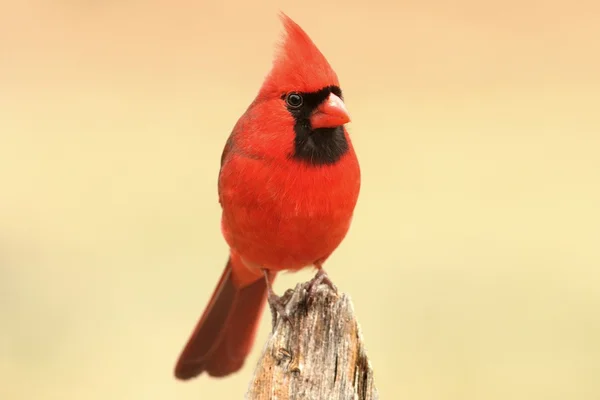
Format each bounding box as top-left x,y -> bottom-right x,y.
246,281 -> 378,399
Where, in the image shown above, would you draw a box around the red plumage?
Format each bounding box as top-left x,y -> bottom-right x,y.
259,13 -> 340,97
174,253 -> 271,379
174,13 -> 360,381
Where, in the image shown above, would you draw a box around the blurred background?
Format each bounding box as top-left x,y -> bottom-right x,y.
1,0 -> 599,399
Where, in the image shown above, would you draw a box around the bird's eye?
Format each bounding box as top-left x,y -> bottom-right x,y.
285,92 -> 303,108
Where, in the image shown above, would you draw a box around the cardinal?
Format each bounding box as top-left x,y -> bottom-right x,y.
174,13 -> 361,380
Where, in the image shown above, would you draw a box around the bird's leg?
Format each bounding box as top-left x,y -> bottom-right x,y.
262,270 -> 293,328
306,262 -> 338,303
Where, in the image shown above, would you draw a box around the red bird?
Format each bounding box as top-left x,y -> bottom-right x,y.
174,13 -> 361,380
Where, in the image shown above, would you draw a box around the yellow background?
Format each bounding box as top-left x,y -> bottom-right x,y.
1,1 -> 599,399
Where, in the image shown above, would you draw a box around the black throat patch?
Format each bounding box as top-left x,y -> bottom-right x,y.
284,85 -> 349,166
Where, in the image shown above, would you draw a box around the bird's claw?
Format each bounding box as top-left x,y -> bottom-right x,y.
306,269 -> 337,307
263,268 -> 293,329
267,291 -> 293,329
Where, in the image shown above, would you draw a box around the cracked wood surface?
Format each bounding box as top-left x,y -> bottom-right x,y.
245,281 -> 378,399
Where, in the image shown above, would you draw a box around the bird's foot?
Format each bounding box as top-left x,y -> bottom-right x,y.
306,268 -> 338,306
267,291 -> 294,328
263,270 -> 293,329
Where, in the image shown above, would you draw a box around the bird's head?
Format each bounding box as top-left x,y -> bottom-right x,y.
237,13 -> 352,166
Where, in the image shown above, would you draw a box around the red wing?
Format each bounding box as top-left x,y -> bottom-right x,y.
220,132 -> 236,168
217,131 -> 237,206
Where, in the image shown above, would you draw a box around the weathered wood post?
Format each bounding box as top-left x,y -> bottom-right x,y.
246,280 -> 378,399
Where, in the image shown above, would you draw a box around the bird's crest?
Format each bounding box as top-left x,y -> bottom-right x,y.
259,13 -> 340,97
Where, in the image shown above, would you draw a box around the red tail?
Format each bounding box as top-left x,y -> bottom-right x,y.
174,258 -> 269,379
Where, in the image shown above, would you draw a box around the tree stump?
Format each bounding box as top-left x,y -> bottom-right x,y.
245,280 -> 378,399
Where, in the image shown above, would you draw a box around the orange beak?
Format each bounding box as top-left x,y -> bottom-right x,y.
309,93 -> 351,129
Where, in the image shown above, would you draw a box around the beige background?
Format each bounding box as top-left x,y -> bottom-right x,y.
1,0 -> 599,399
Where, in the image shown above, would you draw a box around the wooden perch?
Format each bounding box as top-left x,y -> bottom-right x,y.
245,280 -> 379,399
